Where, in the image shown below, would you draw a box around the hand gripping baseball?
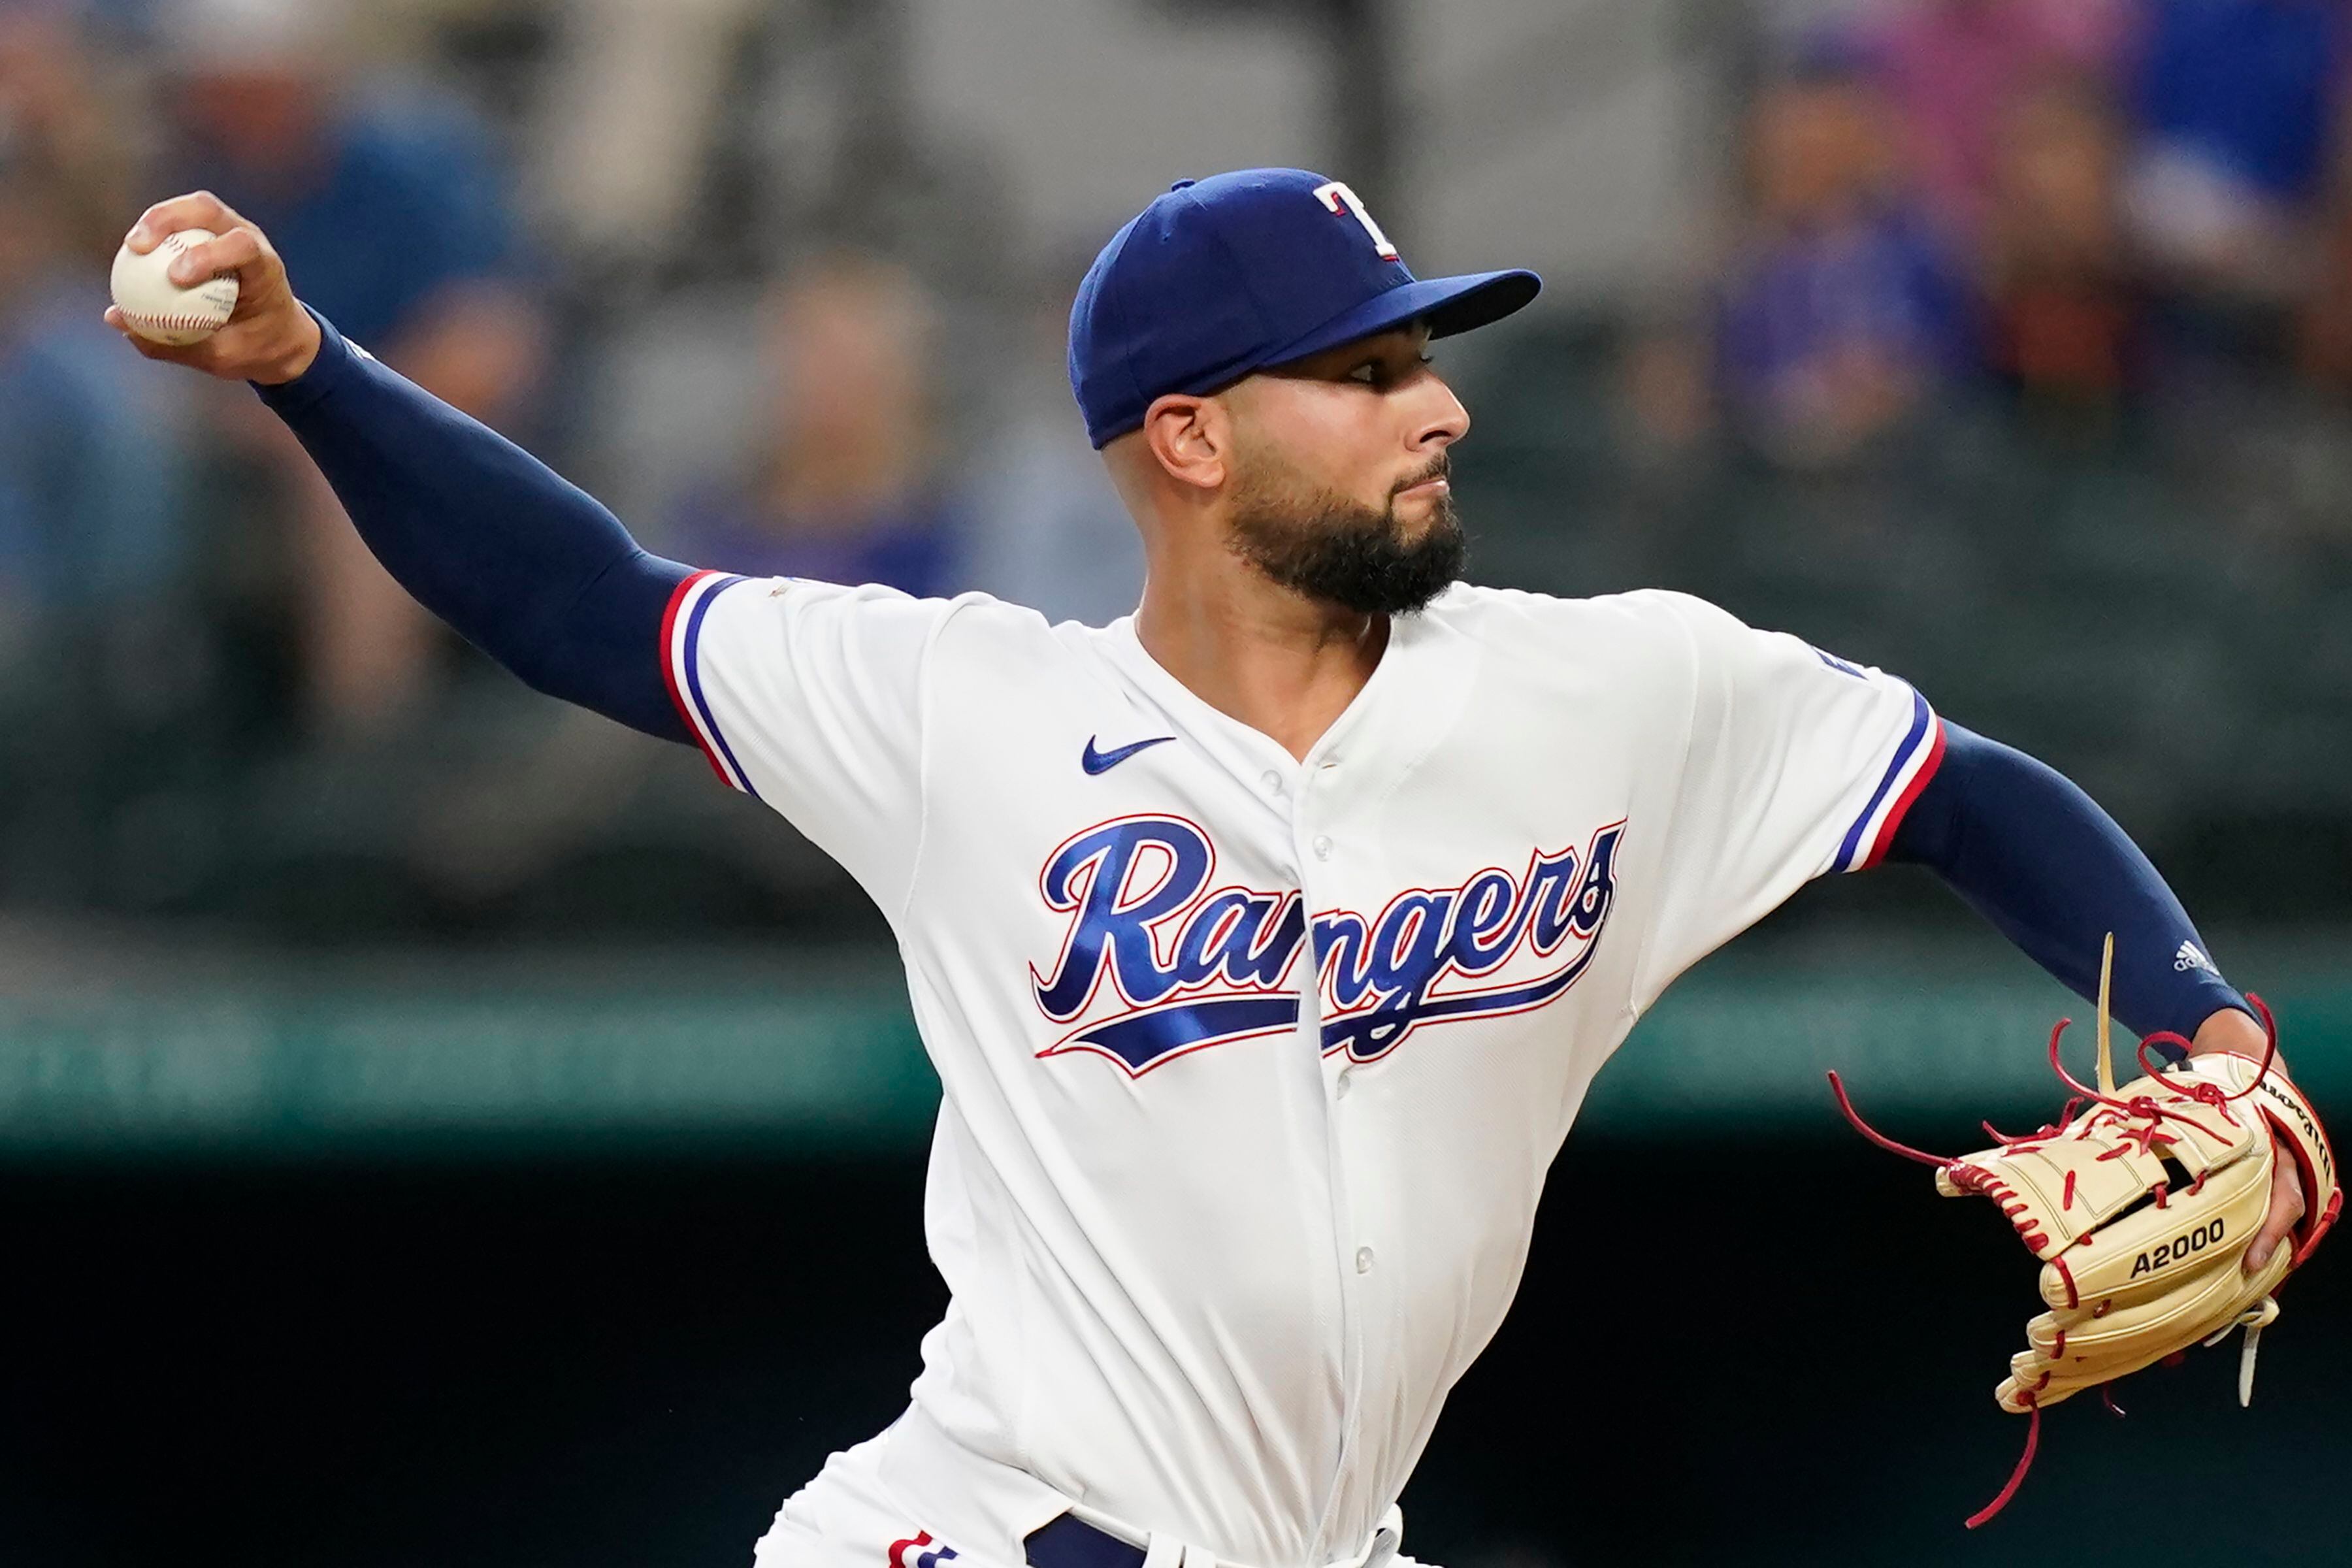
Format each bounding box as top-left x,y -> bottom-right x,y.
106,192 -> 321,385
1829,938 -> 2340,1528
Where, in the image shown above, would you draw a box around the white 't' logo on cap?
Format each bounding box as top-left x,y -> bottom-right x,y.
1314,180 -> 1400,261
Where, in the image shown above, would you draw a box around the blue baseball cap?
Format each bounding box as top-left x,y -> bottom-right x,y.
1068,167 -> 1543,448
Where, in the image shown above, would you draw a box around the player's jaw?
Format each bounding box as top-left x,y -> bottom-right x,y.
1224,444 -> 1465,616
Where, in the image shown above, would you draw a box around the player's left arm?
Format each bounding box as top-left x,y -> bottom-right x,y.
1882,723 -> 2310,1272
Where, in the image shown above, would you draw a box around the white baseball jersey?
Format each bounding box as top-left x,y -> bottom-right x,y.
664,572 -> 1944,1568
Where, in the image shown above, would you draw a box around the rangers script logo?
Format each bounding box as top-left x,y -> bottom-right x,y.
1030,815 -> 1625,1075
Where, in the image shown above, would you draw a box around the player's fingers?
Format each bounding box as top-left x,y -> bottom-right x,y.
103,307 -> 240,372
166,224 -> 267,288
125,189 -> 243,252
2244,1151 -> 2306,1273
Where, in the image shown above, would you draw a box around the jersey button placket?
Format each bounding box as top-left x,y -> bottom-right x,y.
1296,772 -> 1377,1559
1299,738 -> 1390,1543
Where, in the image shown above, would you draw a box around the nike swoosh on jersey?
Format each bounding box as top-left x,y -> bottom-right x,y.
1081,734 -> 1177,775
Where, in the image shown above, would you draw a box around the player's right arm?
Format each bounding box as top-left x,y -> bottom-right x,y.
108,191 -> 694,743
115,192 -> 947,912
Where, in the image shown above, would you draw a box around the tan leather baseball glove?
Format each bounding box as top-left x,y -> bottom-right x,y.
1832,940 -> 2340,1528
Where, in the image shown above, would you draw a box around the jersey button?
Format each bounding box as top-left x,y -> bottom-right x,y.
1260,770 -> 1283,795
1355,1246 -> 1375,1274
1311,835 -> 1333,860
1334,1070 -> 1354,1100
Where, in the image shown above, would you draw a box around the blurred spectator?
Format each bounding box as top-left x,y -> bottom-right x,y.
1863,0 -> 2131,243
0,8 -> 185,655
158,0 -> 546,736
0,174 -> 183,647
0,0 -> 139,252
531,0 -> 763,271
1983,76 -> 2142,416
2123,0 -> 2351,304
665,254 -> 961,595
958,266 -> 1141,625
2297,160 -> 2352,387
1618,323 -> 1717,461
0,7 -> 202,902
1714,64 -> 1975,466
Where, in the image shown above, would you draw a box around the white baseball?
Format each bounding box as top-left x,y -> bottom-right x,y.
110,227 -> 240,346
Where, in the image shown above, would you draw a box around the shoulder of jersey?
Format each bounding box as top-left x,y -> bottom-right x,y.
1424,581 -> 1718,645
929,588 -> 1102,642
921,588 -> 1139,676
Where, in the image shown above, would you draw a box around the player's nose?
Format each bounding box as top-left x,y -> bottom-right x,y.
1409,370 -> 1470,451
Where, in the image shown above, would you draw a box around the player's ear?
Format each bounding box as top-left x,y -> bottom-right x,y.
1140,394 -> 1228,492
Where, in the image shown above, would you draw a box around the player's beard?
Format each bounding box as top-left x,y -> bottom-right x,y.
1224,451 -> 1465,615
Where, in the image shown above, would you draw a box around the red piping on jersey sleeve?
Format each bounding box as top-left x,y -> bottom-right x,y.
659,568 -> 734,787
1859,715 -> 1947,870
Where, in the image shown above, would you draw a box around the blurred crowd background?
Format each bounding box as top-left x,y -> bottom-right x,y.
8,0 -> 2352,943
10,4 -> 2352,1566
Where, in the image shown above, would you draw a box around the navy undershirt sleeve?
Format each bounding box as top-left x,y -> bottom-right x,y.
1886,721 -> 2249,1041
254,308 -> 692,743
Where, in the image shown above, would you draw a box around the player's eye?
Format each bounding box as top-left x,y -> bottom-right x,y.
1345,349 -> 1432,387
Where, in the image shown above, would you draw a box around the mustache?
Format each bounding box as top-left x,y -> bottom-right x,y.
1392,456 -> 1452,496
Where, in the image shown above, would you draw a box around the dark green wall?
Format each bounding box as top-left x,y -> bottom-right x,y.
8,941 -> 2352,1154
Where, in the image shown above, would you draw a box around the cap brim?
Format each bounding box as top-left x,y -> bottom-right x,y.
1261,269 -> 1543,369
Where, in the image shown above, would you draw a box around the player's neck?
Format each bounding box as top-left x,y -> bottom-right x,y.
1132,572 -> 1386,762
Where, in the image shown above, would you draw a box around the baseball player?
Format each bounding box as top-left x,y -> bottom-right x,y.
114,170 -> 2330,1566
